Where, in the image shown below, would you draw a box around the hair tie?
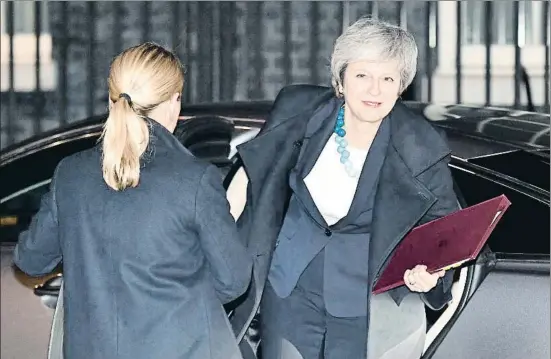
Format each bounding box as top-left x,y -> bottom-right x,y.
118,93 -> 133,106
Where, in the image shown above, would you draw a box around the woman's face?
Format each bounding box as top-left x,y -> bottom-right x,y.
341,59 -> 401,124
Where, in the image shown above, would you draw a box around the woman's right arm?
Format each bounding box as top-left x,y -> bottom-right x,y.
195,165 -> 253,304
14,163 -> 63,276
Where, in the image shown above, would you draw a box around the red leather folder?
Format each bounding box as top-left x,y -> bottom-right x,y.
372,194 -> 511,294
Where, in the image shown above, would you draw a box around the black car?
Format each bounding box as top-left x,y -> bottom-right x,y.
0,101 -> 549,359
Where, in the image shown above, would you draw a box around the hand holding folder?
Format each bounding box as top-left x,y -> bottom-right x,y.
373,194 -> 511,294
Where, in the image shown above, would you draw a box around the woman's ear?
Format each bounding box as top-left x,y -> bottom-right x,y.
108,99 -> 114,111
172,92 -> 181,102
170,92 -> 181,120
170,92 -> 181,108
337,83 -> 344,97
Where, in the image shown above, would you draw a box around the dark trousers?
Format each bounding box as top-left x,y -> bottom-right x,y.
260,250 -> 368,359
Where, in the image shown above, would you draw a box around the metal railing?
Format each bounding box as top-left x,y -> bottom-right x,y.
0,1 -> 549,149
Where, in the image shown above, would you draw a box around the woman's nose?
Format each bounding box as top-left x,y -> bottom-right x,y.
368,80 -> 381,96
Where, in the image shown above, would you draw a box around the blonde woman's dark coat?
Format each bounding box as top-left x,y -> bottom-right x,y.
15,119 -> 252,359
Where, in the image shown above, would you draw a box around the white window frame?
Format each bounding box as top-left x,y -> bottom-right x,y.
433,1 -> 547,106
0,1 -> 56,92
437,1 -> 546,77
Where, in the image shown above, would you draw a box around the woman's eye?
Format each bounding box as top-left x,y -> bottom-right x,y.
356,74 -> 366,78
384,77 -> 395,82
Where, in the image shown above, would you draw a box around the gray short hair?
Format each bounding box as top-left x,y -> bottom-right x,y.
330,17 -> 418,94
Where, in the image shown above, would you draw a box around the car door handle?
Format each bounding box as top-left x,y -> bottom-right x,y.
34,274 -> 62,297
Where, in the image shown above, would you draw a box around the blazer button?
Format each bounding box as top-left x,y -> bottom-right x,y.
293,140 -> 303,148
324,228 -> 332,237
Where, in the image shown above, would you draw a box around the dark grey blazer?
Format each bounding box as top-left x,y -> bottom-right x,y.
230,85 -> 460,357
14,119 -> 252,359
267,95 -> 391,318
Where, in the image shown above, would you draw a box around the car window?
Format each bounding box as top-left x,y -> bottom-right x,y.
468,150 -> 550,191
0,134 -> 100,244
2,137 -> 101,195
0,182 -> 50,244
451,166 -> 549,255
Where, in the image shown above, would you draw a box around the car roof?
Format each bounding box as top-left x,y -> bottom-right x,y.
1,101 -> 549,164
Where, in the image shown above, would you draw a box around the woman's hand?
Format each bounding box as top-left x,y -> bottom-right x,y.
403,265 -> 445,293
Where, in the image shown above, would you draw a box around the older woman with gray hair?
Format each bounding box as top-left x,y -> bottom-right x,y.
227,17 -> 459,359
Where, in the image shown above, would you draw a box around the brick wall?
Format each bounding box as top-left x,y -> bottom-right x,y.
1,1 -> 430,148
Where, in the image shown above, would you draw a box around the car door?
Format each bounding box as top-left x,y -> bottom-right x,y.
0,131 -> 101,359
423,159 -> 550,359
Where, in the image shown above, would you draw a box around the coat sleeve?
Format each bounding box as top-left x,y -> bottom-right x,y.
14,163 -> 63,277
418,154 -> 461,310
195,165 -> 253,304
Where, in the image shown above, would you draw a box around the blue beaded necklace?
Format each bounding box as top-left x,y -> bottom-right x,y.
334,105 -> 361,178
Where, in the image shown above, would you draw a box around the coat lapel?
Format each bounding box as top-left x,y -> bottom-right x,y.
368,102 -> 452,284
332,116 -> 391,229
297,97 -> 342,179
368,144 -> 436,282
288,97 -> 342,226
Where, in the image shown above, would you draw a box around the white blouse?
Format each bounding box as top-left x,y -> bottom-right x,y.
304,133 -> 369,226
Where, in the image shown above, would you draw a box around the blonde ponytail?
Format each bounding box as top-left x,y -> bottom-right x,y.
101,96 -> 149,191
101,42 -> 184,191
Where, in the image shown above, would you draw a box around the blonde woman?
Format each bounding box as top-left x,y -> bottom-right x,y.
14,42 -> 252,359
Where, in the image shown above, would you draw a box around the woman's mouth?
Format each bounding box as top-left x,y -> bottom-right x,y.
362,101 -> 382,108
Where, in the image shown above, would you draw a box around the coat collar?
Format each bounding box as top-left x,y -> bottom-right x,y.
140,117 -> 194,161
147,117 -> 182,149
96,117 -> 191,163
241,87 -> 336,149
386,100 -> 451,177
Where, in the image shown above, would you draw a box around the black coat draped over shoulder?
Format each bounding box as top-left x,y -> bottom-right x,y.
230,85 -> 460,357
14,119 -> 252,359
